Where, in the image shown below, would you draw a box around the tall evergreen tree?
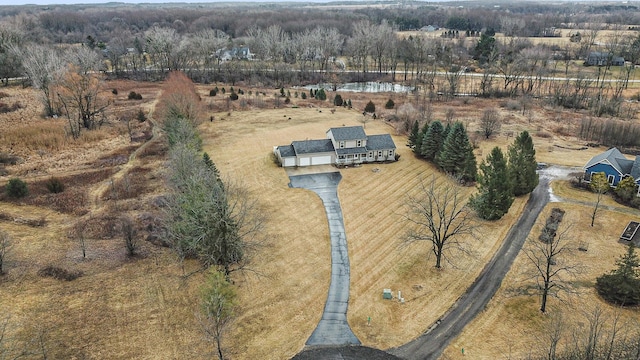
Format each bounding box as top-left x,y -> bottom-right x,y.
407,120 -> 420,151
420,120 -> 444,161
508,131 -> 539,196
596,243 -> 640,306
471,147 -> 514,220
437,122 -> 477,182
442,122 -> 452,141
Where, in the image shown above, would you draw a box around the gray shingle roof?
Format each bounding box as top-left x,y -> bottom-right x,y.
631,156 -> 640,180
292,139 -> 335,154
584,147 -> 631,175
366,134 -> 396,151
336,147 -> 367,155
328,126 -> 367,141
277,145 -> 295,157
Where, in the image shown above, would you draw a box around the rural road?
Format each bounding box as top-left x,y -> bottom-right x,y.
288,172 -> 361,346
389,174 -> 552,359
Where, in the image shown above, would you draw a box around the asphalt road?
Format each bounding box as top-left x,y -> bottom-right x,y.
289,172 -> 361,346
388,177 -> 550,360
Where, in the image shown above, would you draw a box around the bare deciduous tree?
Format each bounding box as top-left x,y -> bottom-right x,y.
480,107 -> 501,139
589,172 -> 610,227
404,175 -> 475,269
13,43 -> 66,117
57,64 -> 111,139
121,216 -> 138,257
525,224 -> 577,313
198,270 -> 236,360
0,230 -> 10,275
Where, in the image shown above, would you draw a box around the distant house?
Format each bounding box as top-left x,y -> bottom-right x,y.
585,52 -> 625,66
420,25 -> 439,32
583,147 -> 640,194
274,126 -> 397,167
218,47 -> 253,62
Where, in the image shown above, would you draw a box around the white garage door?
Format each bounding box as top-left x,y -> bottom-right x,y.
311,155 -> 332,165
283,157 -> 296,167
299,157 -> 310,166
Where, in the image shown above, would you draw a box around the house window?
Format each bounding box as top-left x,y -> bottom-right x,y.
339,141 -> 345,149
338,155 -> 345,159
368,151 -> 373,158
356,140 -> 362,147
354,154 -> 359,159
608,174 -> 615,185
389,150 -> 394,157
378,151 -> 383,157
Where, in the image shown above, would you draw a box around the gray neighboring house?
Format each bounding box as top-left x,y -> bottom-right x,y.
585,51 -> 625,66
274,125 -> 397,167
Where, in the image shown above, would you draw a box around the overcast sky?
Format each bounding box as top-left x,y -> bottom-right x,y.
4,0 -> 356,5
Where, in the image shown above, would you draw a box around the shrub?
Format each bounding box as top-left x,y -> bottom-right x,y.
0,102 -> 23,114
365,100 -> 376,113
333,94 -> 343,106
46,177 -> 65,194
128,91 -> 142,100
221,87 -> 226,94
301,92 -> 307,99
284,97 -> 291,104
385,99 -> 395,109
38,266 -> 82,281
136,109 -> 147,122
209,89 -> 217,96
229,93 -> 239,101
315,88 -> 327,101
112,88 -> 118,95
6,178 -> 28,198
238,89 -> 244,95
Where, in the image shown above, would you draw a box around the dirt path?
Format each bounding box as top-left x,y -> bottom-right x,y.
388,177 -> 550,360
87,102 -> 161,212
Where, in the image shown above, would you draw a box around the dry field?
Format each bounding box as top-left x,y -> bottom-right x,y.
1,79 -> 640,359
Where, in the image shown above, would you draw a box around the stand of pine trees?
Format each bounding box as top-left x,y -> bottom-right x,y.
471,131 -> 539,220
408,121 -> 476,183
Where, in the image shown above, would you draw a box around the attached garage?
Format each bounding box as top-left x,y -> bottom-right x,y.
299,157 -> 311,166
311,155 -> 332,165
282,157 -> 296,167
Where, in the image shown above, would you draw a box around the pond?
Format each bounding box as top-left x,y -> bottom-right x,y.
301,82 -> 416,93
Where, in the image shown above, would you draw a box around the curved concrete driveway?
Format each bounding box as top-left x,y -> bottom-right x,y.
288,172 -> 361,346
389,176 -> 551,359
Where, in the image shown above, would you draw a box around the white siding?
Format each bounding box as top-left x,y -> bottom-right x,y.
311,155 -> 332,165
299,157 -> 311,166
283,157 -> 296,167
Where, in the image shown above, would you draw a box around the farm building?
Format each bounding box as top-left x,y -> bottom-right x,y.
583,147 -> 640,195
274,125 -> 396,167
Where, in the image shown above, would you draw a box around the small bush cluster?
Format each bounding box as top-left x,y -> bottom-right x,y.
136,109 -> 147,122
539,207 -> 565,243
45,177 -> 65,193
0,101 -> 23,114
128,91 -> 143,100
385,99 -> 395,109
229,92 -> 239,101
209,88 -> 217,96
5,178 -> 28,198
38,266 -> 83,281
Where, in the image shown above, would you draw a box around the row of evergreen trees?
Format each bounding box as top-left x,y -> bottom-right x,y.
409,120 -> 538,221
471,131 -> 539,220
408,120 -> 477,183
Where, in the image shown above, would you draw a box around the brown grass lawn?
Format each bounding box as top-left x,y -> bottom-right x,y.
2,81 -> 640,359
446,202 -> 640,359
